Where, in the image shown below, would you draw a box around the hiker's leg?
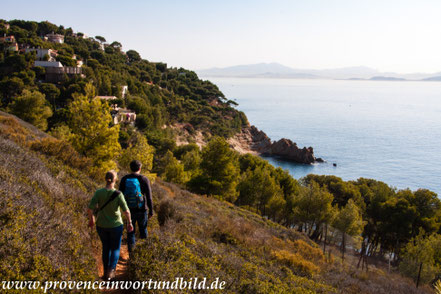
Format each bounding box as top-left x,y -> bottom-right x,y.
138,211 -> 148,239
108,225 -> 124,270
96,226 -> 111,272
127,211 -> 137,252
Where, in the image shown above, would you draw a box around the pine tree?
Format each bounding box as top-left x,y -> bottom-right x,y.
399,231 -> 441,287
162,151 -> 187,184
237,166 -> 283,216
333,199 -> 364,261
66,84 -> 121,173
190,136 -> 239,202
119,132 -> 154,174
292,182 -> 335,239
8,89 -> 52,130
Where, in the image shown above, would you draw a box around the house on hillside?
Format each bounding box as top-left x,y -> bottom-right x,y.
27,47 -> 83,82
0,35 -> 15,43
45,32 -> 64,43
34,60 -> 63,68
0,35 -> 18,52
25,48 -> 58,61
45,65 -> 82,83
32,60 -> 82,83
108,104 -> 136,125
72,54 -> 83,67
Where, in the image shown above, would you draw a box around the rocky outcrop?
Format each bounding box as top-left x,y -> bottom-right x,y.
229,125 -> 324,164
264,138 -> 324,164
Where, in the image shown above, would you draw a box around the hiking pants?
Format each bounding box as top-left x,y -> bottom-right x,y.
96,225 -> 124,271
128,210 -> 148,252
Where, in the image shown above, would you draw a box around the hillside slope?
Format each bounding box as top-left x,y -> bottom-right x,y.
1,111 -> 432,294
0,111 -> 100,292
131,180 -> 432,294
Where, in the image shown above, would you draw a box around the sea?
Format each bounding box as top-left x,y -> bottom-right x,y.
206,77 -> 441,195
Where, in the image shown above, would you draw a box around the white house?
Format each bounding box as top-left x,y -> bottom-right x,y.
109,105 -> 136,124
26,48 -> 58,61
46,32 -> 64,43
34,61 -> 63,68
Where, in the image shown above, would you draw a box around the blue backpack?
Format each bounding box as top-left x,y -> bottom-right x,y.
124,178 -> 144,209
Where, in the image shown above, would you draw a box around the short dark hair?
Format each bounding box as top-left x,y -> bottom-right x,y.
130,160 -> 142,172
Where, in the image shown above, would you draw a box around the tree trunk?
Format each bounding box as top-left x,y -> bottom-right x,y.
357,241 -> 365,269
416,262 -> 423,288
310,224 -> 321,241
341,234 -> 346,262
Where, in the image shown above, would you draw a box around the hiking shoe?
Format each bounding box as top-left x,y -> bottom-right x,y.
101,269 -> 108,280
108,269 -> 116,280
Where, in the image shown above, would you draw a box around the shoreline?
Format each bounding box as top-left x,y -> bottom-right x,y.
227,125 -> 323,165
172,122 -> 323,165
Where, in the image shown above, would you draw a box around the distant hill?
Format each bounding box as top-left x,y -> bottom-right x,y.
197,62 -> 322,79
423,76 -> 441,81
197,63 -> 441,81
370,76 -> 406,81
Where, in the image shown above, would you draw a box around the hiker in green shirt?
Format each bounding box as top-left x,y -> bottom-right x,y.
87,170 -> 134,280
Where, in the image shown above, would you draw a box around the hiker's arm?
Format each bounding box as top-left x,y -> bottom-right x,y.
119,177 -> 125,193
123,210 -> 134,232
87,193 -> 97,228
143,177 -> 154,217
87,208 -> 95,228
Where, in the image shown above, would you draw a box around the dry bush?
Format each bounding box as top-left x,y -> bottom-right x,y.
157,198 -> 180,226
30,137 -> 92,171
291,239 -> 326,263
271,249 -> 320,278
0,115 -> 30,144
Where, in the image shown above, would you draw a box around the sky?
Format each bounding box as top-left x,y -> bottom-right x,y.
1,0 -> 441,73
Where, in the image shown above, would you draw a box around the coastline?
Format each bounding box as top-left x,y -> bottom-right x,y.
227,125 -> 323,164
172,122 -> 323,165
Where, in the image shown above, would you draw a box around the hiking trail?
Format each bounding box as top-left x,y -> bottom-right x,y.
95,244 -> 130,293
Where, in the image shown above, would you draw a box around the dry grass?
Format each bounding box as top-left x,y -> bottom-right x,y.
0,112 -> 99,289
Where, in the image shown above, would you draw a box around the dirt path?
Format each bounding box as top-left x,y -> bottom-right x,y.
96,243 -> 131,293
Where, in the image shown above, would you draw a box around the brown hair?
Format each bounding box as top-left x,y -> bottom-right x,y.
105,170 -> 117,184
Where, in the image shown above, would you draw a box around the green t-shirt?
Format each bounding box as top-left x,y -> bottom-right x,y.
88,188 -> 129,228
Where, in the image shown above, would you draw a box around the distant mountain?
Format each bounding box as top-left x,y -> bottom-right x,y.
197,63 -> 322,79
423,76 -> 441,81
198,63 -> 295,76
197,63 -> 441,81
308,66 -> 381,79
370,76 -> 406,81
197,63 -> 381,79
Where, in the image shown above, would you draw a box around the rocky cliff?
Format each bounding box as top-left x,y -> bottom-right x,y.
228,125 -> 324,164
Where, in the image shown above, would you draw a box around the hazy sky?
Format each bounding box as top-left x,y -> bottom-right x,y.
2,0 -> 441,73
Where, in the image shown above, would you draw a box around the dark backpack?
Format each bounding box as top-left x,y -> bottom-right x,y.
124,177 -> 144,209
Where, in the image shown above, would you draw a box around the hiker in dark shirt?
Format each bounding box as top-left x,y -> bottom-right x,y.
119,160 -> 153,253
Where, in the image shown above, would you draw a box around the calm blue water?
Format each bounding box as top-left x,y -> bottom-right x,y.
207,78 -> 441,194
